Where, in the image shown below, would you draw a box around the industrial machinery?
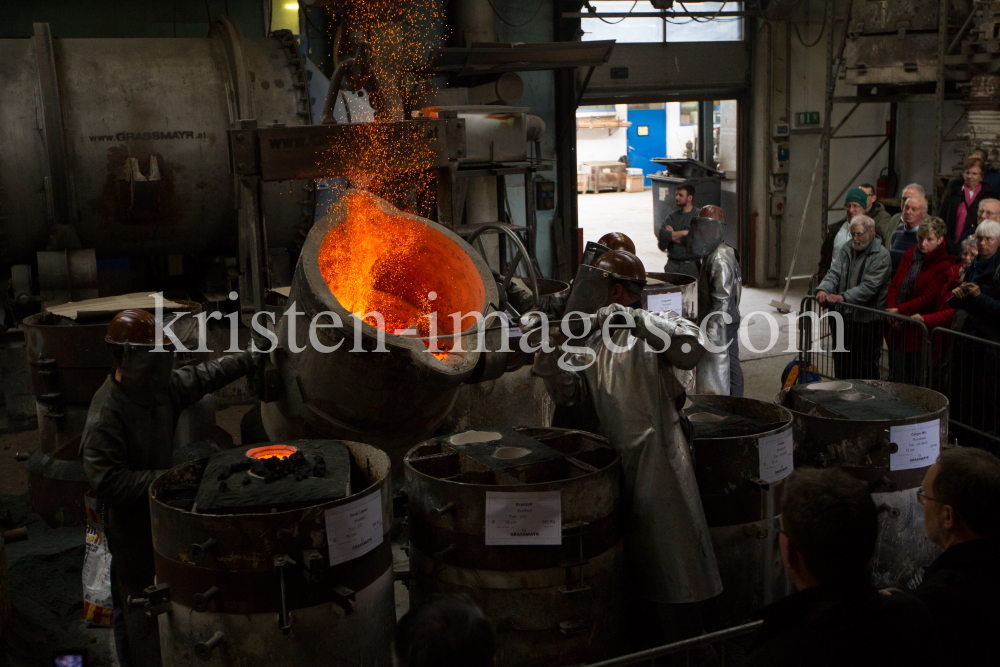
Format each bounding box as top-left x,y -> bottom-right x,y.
405,427 -> 623,667
685,395 -> 794,626
777,380 -> 948,588
149,440 -> 393,666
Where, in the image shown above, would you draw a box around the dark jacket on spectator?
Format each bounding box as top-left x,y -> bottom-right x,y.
815,237 -> 893,322
915,537 -> 1000,667
886,244 -> 956,352
951,252 -> 1000,342
815,218 -> 885,284
923,263 -> 963,363
937,180 -> 998,244
869,201 -> 894,242
747,581 -> 942,667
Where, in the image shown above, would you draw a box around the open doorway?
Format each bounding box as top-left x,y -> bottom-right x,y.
576,98 -> 740,275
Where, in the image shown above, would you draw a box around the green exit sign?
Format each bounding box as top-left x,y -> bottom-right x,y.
796,111 -> 821,126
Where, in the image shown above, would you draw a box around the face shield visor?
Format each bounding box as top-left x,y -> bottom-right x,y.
117,343 -> 175,402
580,241 -> 611,268
686,215 -> 725,258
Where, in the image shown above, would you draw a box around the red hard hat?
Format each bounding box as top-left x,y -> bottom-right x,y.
595,250 -> 646,282
597,232 -> 637,255
105,309 -> 162,346
696,205 -> 726,223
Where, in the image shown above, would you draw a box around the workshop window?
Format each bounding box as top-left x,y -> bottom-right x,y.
582,1 -> 744,43
680,102 -> 698,126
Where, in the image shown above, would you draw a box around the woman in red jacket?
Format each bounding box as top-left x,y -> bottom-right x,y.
912,236 -> 979,370
886,218 -> 956,383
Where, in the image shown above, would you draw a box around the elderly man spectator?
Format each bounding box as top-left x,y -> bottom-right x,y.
889,195 -> 930,274
939,156 -> 998,244
394,595 -> 496,667
948,220 -> 1000,450
816,215 -> 892,380
914,448 -> 1000,665
747,468 -> 941,666
860,182 -> 893,240
886,218 -> 955,383
657,183 -> 699,277
978,196 -> 1000,224
886,183 -> 925,232
815,187 -> 874,284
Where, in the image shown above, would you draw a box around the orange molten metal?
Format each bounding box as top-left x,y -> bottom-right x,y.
317,192 -> 486,354
246,445 -> 298,460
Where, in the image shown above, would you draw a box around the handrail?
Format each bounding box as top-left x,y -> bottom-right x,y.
582,620 -> 763,667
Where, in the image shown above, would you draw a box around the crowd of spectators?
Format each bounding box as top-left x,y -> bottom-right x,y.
813,156 -> 1000,451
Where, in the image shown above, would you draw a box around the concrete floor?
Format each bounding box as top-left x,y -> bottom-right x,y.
580,189 -> 810,403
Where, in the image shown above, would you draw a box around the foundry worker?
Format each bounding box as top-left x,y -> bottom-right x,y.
393,594 -> 496,667
657,183 -> 699,277
815,215 -> 892,380
914,448 -> 1000,665
81,309 -> 259,667
747,468 -> 942,666
690,205 -> 743,396
528,249 -> 723,651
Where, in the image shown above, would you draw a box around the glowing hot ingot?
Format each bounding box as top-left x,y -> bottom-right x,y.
317,191 -> 486,354
246,445 -> 298,460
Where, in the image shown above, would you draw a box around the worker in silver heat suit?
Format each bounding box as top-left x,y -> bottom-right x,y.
689,205 -> 744,396
526,249 -> 723,654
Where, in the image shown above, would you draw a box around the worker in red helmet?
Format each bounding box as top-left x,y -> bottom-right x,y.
688,205 -> 744,396
80,309 -> 259,667
527,249 -> 722,653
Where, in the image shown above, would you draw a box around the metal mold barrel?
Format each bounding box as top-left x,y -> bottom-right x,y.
261,190 -> 500,466
645,272 -> 698,320
686,395 -> 793,626
405,427 -> 623,667
776,380 -> 948,588
0,527 -> 28,640
21,301 -> 200,527
150,440 -> 394,666
0,18 -> 313,267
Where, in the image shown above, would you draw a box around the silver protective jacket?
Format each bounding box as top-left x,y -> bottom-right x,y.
696,244 -> 741,395
533,306 -> 723,603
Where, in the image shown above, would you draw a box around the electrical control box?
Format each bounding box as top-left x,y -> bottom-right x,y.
535,179 -> 555,211
771,194 -> 786,216
772,142 -> 789,175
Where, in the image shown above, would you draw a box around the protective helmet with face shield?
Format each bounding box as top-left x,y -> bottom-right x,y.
564,250 -> 647,316
686,205 -> 727,258
106,309 -> 175,396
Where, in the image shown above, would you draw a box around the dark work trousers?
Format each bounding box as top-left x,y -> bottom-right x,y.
664,259 -> 699,278
108,555 -> 131,667
727,320 -> 744,397
833,320 -> 883,380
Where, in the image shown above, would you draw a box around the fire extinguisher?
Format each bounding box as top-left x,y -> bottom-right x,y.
876,168 -> 890,199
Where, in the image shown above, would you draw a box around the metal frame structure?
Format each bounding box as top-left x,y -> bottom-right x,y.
817,0 -> 996,228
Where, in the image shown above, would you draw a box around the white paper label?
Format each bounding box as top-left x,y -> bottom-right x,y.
503,311 -> 522,338
758,428 -> 794,484
324,492 -> 383,566
890,420 -> 940,471
659,187 -> 668,201
485,491 -> 561,546
647,291 -> 683,315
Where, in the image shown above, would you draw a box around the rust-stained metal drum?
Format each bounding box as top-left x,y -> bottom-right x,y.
685,395 -> 794,626
150,440 -> 394,666
776,380 -> 948,588
405,427 -> 623,667
21,301 -> 200,527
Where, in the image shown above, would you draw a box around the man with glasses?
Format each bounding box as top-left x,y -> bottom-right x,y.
815,216 -> 892,380
747,468 -> 941,665
914,448 -> 1000,665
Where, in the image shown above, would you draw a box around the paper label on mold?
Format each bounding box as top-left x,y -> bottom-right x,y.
758,428 -> 794,484
647,292 -> 683,315
325,492 -> 383,566
485,491 -> 561,546
890,420 -> 940,471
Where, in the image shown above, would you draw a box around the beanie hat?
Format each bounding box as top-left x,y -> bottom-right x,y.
845,187 -> 868,208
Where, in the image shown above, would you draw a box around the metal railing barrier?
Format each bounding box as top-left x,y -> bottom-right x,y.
797,296 -> 932,387
582,621 -> 763,667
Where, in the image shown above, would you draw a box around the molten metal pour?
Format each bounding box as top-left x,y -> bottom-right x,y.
317,191 -> 486,357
